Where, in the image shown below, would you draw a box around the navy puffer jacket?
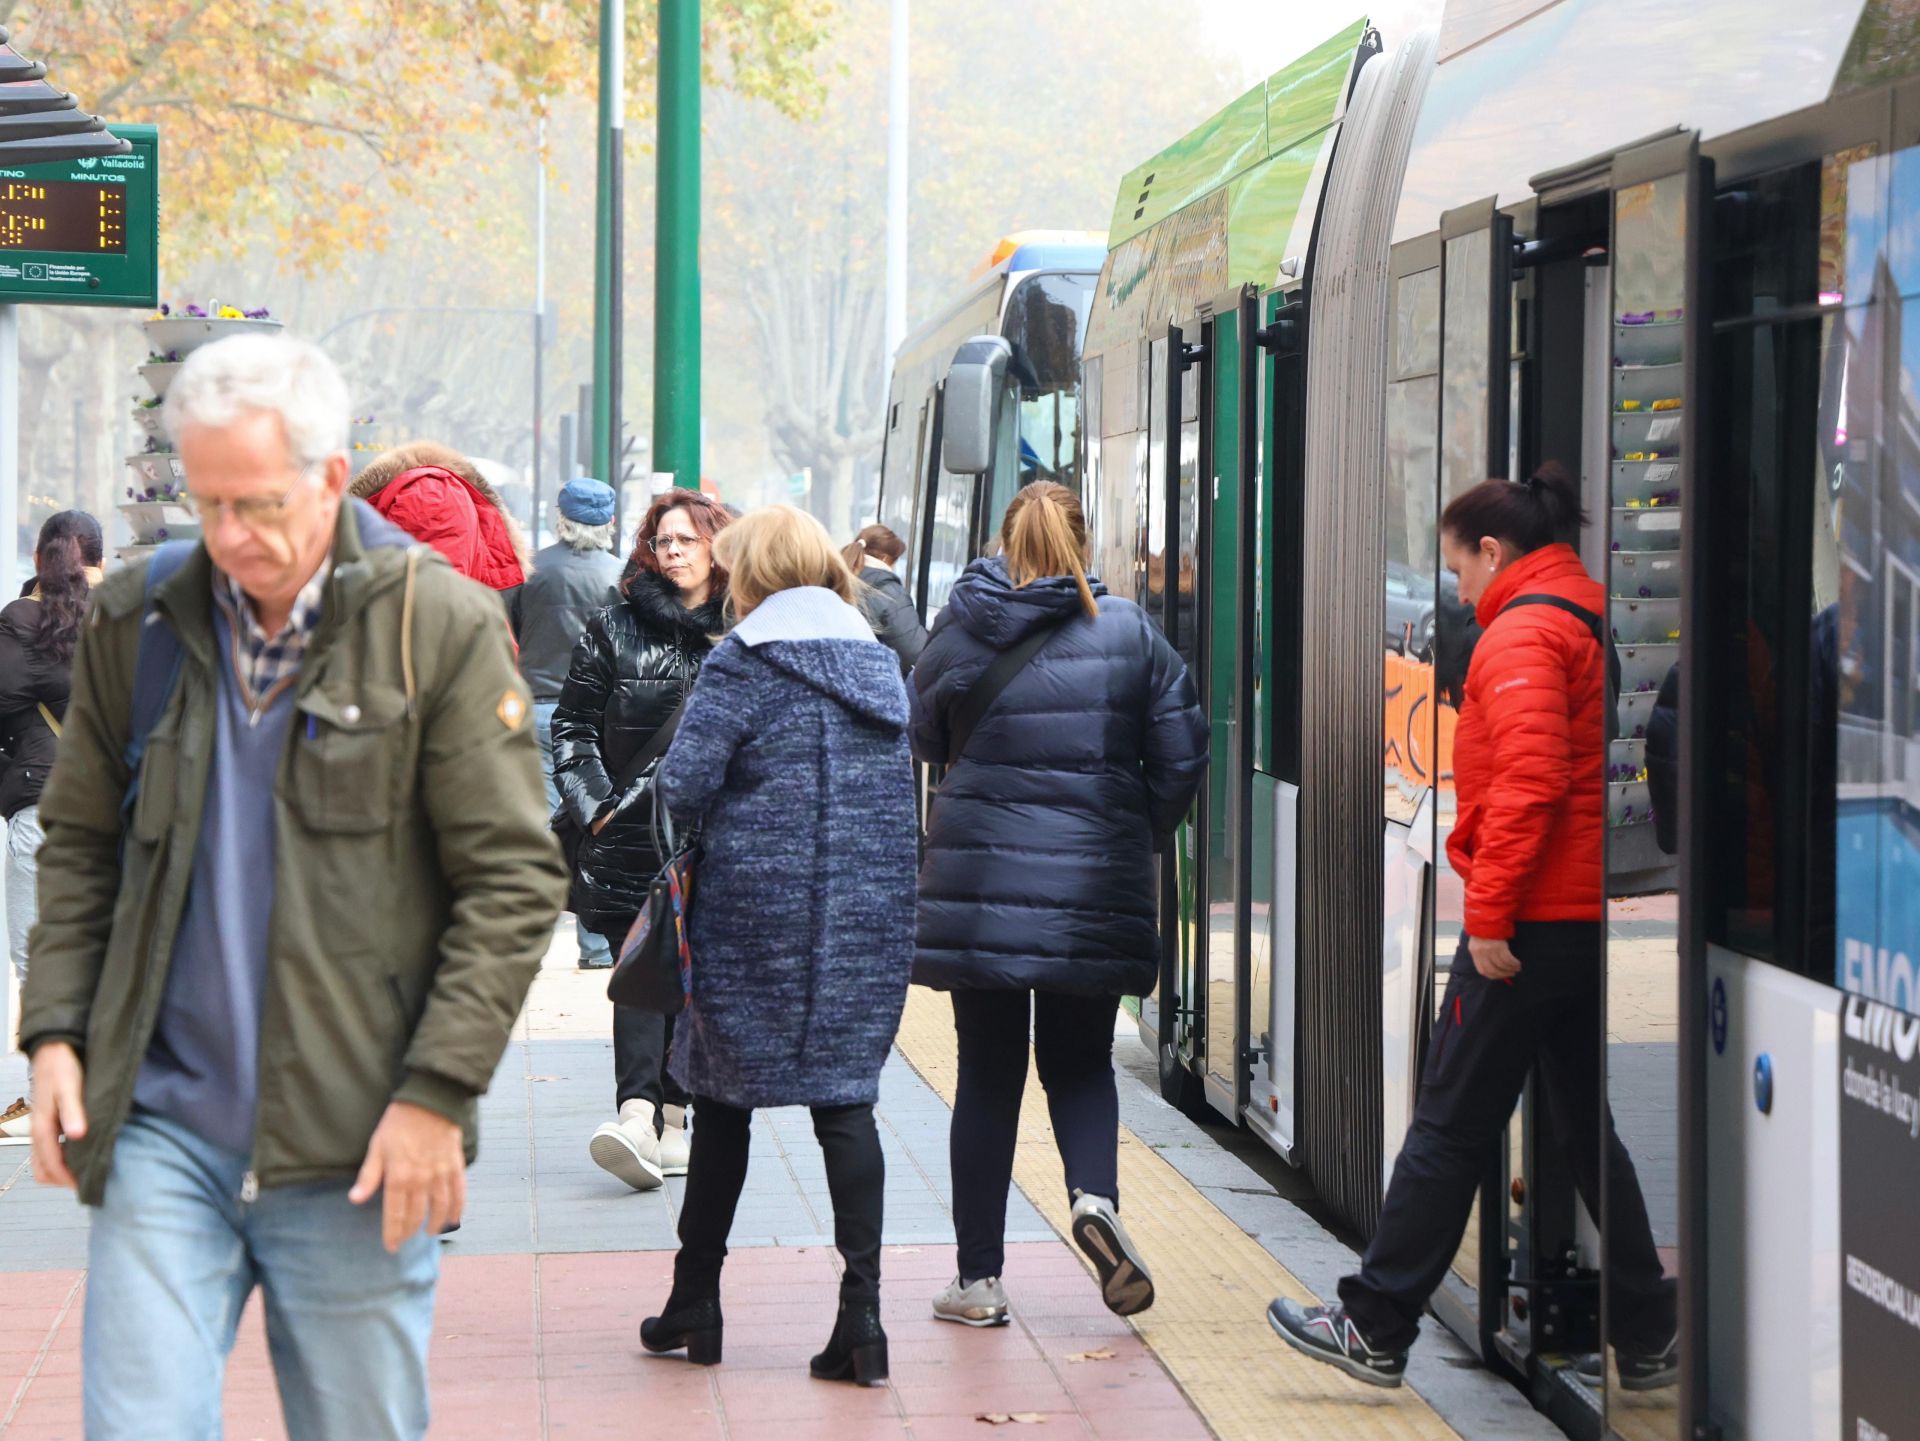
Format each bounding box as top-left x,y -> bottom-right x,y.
909,556 -> 1207,996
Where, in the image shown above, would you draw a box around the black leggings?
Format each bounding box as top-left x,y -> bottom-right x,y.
950,989 -> 1121,1282
672,1096 -> 885,1303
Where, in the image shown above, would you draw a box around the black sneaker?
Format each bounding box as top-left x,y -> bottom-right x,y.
1573,1333 -> 1677,1391
1266,1298 -> 1407,1388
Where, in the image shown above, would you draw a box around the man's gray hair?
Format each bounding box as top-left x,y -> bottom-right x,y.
555,514 -> 616,553
164,333 -> 351,470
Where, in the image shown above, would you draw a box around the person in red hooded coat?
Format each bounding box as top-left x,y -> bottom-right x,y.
350,442 -> 530,636
1270,463 -> 1675,1392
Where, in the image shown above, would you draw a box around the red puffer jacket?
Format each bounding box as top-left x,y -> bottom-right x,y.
1446,543 -> 1606,940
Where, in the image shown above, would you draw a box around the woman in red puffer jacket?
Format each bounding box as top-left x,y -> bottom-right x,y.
1271,462 -> 1674,1391
1444,465 -> 1607,959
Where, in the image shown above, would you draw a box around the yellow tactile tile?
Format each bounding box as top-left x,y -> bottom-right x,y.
894,987 -> 1465,1441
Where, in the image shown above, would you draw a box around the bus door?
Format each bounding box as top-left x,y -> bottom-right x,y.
1246,285 -> 1306,1157
1201,286 -> 1262,1120
1151,310 -> 1213,1111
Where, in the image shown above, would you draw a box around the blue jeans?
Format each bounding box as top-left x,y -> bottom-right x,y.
84,1110 -> 439,1441
535,701 -> 612,967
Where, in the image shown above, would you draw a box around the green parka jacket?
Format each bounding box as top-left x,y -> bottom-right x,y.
20,499 -> 569,1205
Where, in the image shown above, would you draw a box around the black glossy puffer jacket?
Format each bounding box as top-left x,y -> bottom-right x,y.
551,571 -> 727,938
909,556 -> 1207,997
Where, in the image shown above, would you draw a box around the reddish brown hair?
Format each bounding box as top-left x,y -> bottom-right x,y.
624,489 -> 734,596
1440,461 -> 1586,558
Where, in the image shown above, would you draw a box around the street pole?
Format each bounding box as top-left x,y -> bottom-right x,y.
0,306 -> 17,601
532,112 -> 548,546
654,0 -> 700,491
592,0 -> 625,493
884,0 -> 909,404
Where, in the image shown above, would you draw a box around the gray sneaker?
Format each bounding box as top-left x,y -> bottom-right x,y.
933,1276 -> 1011,1327
1069,1192 -> 1155,1316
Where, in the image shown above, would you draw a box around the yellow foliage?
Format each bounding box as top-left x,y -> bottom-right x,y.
4,0 -> 832,272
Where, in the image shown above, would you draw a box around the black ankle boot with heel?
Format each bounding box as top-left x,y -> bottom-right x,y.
640,1295 -> 724,1366
809,1298 -> 888,1386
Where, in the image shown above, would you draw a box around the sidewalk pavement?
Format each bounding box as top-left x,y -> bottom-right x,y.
1,936 -> 1188,1441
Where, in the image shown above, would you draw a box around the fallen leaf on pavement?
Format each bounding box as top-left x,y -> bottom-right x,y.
1066,1349 -> 1117,1363
975,1415 -> 1048,1426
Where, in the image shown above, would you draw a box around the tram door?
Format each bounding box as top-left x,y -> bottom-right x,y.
1153,290 -> 1261,1122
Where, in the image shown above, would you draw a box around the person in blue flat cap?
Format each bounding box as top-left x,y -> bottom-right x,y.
519,478 -> 622,970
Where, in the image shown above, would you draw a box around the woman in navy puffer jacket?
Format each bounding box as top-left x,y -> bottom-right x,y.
909,481 -> 1205,1327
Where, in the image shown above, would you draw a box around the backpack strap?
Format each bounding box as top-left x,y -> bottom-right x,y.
1499,592 -> 1623,703
1500,593 -> 1604,644
946,618 -> 1070,767
120,541 -> 197,824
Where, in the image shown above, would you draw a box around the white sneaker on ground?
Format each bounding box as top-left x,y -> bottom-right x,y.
933,1276 -> 1010,1327
589,1100 -> 666,1192
658,1114 -> 691,1177
1070,1192 -> 1155,1316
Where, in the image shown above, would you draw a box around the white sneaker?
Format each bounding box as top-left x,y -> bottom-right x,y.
0,1097 -> 28,1140
589,1100 -> 666,1192
658,1115 -> 691,1176
933,1275 -> 1010,1327
1070,1192 -> 1155,1316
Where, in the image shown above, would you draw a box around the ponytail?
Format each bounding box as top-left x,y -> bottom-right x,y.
1001,481 -> 1098,620
1440,461 -> 1586,557
31,510 -> 103,666
844,523 -> 906,574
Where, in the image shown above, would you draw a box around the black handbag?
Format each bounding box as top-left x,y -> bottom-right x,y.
550,699 -> 687,887
607,773 -> 696,1014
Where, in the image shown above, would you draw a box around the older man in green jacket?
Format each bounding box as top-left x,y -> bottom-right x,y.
20,333 -> 567,1441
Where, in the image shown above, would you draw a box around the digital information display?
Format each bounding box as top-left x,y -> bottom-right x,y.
1,179 -> 128,253
0,124 -> 157,308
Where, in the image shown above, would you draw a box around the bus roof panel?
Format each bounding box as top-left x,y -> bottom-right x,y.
1107,17 -> 1369,248
1393,0 -> 1869,243
1001,242 -> 1107,276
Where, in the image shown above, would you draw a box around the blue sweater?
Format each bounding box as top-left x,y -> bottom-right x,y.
133,604 -> 297,1156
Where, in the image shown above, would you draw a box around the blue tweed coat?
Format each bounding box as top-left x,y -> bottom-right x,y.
657,586 -> 917,1108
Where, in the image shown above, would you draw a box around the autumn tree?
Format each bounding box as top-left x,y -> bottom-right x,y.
702,0 -> 1238,529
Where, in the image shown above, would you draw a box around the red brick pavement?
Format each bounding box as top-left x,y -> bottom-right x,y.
0,1243 -> 1213,1440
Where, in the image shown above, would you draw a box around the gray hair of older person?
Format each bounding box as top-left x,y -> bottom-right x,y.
163,333 -> 352,470
555,514 -> 616,554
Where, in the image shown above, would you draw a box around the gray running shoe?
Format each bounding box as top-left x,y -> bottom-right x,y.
1069,1193 -> 1155,1317
932,1276 -> 1011,1327
1267,1298 -> 1407,1388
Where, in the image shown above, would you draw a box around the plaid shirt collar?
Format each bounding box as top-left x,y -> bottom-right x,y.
215,554 -> 332,710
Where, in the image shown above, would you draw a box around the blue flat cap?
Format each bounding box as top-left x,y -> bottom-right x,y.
558,477 -> 616,525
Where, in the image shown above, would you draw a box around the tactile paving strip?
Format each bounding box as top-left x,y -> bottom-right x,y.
894,987 -> 1465,1441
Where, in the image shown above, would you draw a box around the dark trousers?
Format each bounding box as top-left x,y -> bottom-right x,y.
950,989 -> 1121,1283
672,1096 -> 885,1303
602,924 -> 692,1121
1339,922 -> 1676,1353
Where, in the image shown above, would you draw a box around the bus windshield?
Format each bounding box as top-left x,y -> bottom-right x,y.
1002,271 -> 1096,485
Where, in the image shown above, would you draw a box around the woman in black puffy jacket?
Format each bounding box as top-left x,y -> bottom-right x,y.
553,490 -> 732,1194
909,481 -> 1205,1326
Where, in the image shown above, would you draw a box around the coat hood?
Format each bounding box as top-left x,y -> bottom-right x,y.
622,567 -> 728,647
732,587 -> 906,731
350,442 -> 528,593
944,554 -> 1107,649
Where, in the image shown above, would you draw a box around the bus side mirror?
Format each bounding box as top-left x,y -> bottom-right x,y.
942,335 -> 1012,476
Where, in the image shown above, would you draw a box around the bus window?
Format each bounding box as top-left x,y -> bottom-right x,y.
1003,272 -> 1097,487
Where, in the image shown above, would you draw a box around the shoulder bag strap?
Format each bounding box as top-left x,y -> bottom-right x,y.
946,619 -> 1068,767
36,702 -> 60,739
614,697 -> 688,796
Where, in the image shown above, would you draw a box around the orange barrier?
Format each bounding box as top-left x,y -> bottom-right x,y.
1383,651 -> 1457,794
